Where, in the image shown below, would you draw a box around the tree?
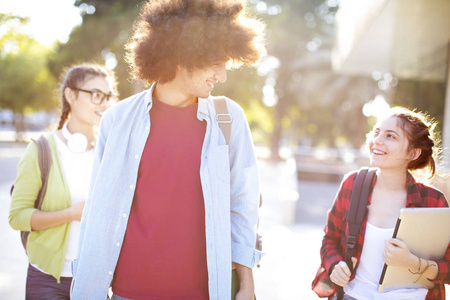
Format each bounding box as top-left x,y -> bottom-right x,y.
0,14 -> 57,141
246,0 -> 382,159
48,0 -> 144,99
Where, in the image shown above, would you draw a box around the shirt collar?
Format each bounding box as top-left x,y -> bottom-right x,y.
144,83 -> 210,117
144,83 -> 156,113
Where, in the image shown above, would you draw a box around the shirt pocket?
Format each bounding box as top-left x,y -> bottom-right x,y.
214,145 -> 230,183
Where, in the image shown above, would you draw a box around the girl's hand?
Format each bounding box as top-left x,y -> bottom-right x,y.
330,257 -> 357,287
69,202 -> 85,221
383,239 -> 416,269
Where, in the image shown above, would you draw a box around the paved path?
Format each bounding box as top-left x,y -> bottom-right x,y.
254,159 -> 338,299
0,142 -> 29,300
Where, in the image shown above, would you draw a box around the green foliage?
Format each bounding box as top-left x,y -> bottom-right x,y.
0,14 -> 57,114
49,0 -> 144,99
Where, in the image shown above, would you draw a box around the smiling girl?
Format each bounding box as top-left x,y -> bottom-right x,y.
313,107 -> 450,300
9,64 -> 117,300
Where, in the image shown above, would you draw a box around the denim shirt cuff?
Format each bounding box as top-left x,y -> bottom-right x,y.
231,241 -> 263,268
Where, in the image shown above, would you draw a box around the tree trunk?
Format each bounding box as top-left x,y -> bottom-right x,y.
14,112 -> 25,142
270,119 -> 282,160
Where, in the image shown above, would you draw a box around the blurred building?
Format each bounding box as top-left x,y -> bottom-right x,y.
333,0 -> 449,82
332,0 -> 450,191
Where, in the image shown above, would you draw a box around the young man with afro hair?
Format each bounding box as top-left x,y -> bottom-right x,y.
71,0 -> 266,299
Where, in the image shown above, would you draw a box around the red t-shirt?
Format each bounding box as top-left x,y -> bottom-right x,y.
112,98 -> 208,299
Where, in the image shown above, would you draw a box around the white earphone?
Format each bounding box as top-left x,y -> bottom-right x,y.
62,122 -> 88,153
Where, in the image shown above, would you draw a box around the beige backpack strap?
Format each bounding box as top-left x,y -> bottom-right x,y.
213,97 -> 232,145
214,98 -> 263,268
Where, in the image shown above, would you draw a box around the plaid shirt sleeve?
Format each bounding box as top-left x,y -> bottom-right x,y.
411,180 -> 450,300
320,171 -> 358,275
432,193 -> 450,285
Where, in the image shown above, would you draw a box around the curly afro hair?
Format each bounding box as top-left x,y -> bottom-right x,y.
125,0 -> 266,83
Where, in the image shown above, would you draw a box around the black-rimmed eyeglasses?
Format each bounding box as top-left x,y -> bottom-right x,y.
74,88 -> 118,105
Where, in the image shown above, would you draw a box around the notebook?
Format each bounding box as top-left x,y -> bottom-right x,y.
378,207 -> 450,292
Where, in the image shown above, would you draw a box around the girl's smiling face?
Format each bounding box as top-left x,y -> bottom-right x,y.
368,116 -> 419,171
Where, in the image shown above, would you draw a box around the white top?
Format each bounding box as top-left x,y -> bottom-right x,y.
344,222 -> 428,300
32,133 -> 94,277
56,133 -> 94,276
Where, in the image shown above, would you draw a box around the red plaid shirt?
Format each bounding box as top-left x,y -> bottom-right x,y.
313,171 -> 450,299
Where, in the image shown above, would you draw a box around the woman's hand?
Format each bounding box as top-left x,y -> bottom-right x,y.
329,257 -> 357,287
69,202 -> 85,221
30,201 -> 85,230
383,239 -> 417,269
383,238 -> 439,281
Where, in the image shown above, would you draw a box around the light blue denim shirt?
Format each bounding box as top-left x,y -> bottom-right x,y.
71,84 -> 261,299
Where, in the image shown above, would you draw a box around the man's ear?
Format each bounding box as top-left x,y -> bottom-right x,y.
64,87 -> 75,105
410,148 -> 421,161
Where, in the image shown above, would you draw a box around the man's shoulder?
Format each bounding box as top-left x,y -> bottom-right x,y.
105,89 -> 150,117
207,95 -> 244,115
117,89 -> 150,109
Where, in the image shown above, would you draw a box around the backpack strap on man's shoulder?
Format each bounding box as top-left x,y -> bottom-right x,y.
213,97 -> 232,146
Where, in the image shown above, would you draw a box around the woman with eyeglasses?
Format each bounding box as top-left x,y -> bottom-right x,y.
9,63 -> 118,299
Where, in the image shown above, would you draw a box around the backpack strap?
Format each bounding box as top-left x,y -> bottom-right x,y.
213,98 -> 263,268
32,135 -> 52,209
18,135 -> 52,251
336,167 -> 376,300
213,97 -> 232,145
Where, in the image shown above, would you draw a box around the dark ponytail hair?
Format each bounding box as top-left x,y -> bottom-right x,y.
388,107 -> 440,180
57,63 -> 118,129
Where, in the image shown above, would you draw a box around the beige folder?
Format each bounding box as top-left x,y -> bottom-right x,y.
378,207 -> 450,292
